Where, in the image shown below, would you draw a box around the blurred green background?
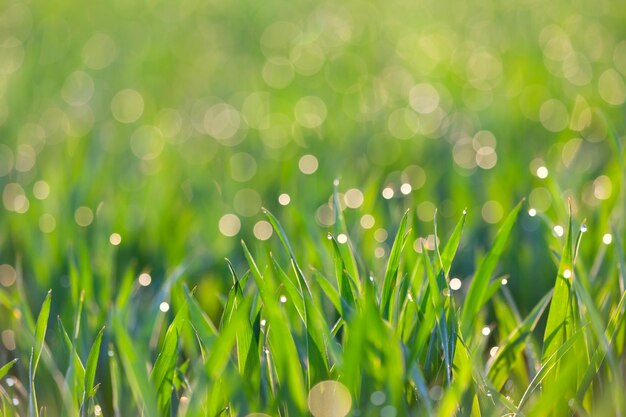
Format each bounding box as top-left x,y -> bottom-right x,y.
1,0 -> 625,327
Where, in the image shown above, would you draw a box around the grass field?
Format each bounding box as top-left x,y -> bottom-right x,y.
1,0 -> 626,415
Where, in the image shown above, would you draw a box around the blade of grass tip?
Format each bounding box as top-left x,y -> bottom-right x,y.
517,326 -> 586,413
262,208 -> 309,294
27,290 -> 52,417
108,344 -> 122,417
32,290 -> 52,378
310,269 -> 342,314
332,180 -> 361,283
84,327 -> 105,399
114,315 -> 158,417
422,246 -> 453,383
461,200 -> 524,339
0,359 -> 18,381
273,255 -> 331,387
221,261 -> 257,378
57,317 -> 85,413
270,255 -> 306,322
183,285 -> 218,359
151,308 -> 184,416
327,233 -> 357,317
241,240 -> 307,414
575,290 -> 626,406
540,204 -> 578,413
487,291 -> 552,390
439,209 -> 468,277
381,209 -> 410,321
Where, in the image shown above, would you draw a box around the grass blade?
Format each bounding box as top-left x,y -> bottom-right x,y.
0,359 -> 18,380
461,200 -> 523,339
84,326 -> 105,398
381,210 -> 410,321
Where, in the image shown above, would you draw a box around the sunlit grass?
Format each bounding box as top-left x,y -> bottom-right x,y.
2,0 -> 626,415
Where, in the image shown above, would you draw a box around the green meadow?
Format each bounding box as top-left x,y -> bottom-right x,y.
1,0 -> 625,415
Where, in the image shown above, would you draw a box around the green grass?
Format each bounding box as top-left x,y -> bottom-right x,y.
1,201 -> 626,416
2,0 -> 626,415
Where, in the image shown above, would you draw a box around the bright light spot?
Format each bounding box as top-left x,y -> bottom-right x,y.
109,233 -> 122,246
536,166 -> 549,179
33,181 -> 50,200
299,154 -> 319,174
253,220 -> 273,241
2,183 -> 28,213
370,391 -> 386,406
603,233 -> 613,245
307,380 -> 352,417
218,214 -> 241,237
382,187 -> 394,199
159,302 -> 170,312
481,200 -> 503,224
429,385 -> 443,401
375,247 -> 385,258
374,228 -> 388,242
230,153 -> 257,182
1,329 -> 16,350
337,233 -> 348,244
400,183 -> 412,195
580,224 -> 588,233
130,126 -> 165,161
12,398 -> 19,406
482,326 -> 491,336
489,346 -> 499,358
138,273 -> 152,286
449,278 -> 462,291
360,214 -> 375,229
344,188 -> 364,208
294,96 -> 327,129
39,214 -> 56,233
278,193 -> 291,205
417,202 -> 437,223
475,146 -> 498,170
260,319 -> 267,327
593,175 -> 612,200
75,206 -> 94,227
94,405 -> 102,416
409,83 -> 439,114
553,225 -> 564,237
381,405 -> 397,417
6,377 -> 14,387
82,33 -> 117,70
528,208 -> 537,217
563,269 -> 572,279
501,278 -> 508,285
279,295 -> 287,303
62,71 -> 94,106
111,89 -> 144,123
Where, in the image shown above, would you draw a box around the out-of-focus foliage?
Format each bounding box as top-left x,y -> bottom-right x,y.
1,0 -> 626,415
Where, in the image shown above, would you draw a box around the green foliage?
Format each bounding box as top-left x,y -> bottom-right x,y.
1,0 -> 626,415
